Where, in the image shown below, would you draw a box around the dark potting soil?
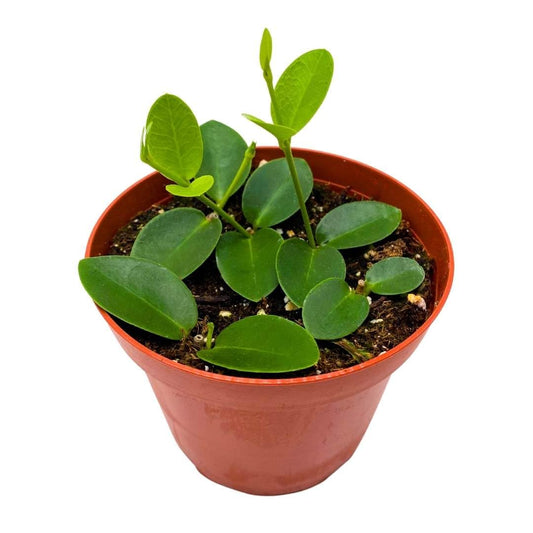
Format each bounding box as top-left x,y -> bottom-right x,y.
108,183 -> 433,379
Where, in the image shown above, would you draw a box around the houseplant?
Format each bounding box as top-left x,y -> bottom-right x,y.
79,30 -> 454,494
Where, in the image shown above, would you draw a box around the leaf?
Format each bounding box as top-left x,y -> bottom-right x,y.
215,228 -> 283,302
197,121 -> 250,202
259,28 -> 273,73
141,94 -> 203,186
242,157 -> 313,228
78,256 -> 197,340
365,257 -> 426,295
276,238 -> 346,307
131,207 -> 222,279
197,315 -> 319,373
316,201 -> 402,249
302,278 -> 370,340
166,175 -> 214,197
242,113 -> 296,143
273,49 -> 334,133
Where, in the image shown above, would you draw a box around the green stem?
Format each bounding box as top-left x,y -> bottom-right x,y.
280,140 -> 316,247
264,71 -> 281,124
205,322 -> 214,349
217,141 -> 256,210
198,194 -> 250,238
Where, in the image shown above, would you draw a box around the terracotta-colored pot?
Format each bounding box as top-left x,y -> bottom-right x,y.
85,148 -> 454,495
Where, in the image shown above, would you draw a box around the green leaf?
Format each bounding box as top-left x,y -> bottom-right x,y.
131,207 -> 222,279
197,121 -> 250,202
78,256 -> 197,340
274,49 -> 334,133
316,201 -> 402,249
365,257 -> 426,295
242,113 -> 296,143
259,28 -> 272,73
302,278 -> 370,340
242,158 -> 313,228
276,238 -> 346,307
197,315 -> 319,373
216,228 -> 283,302
141,94 -> 203,186
166,175 -> 214,198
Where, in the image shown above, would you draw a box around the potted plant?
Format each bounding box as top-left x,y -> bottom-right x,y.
79,29 -> 453,495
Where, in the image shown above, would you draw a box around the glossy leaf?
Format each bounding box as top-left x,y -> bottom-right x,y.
273,49 -> 334,133
166,175 -> 214,197
131,208 -> 222,279
197,315 -> 319,373
216,228 -> 283,302
242,113 -> 296,143
365,257 -> 426,295
316,201 -> 402,249
302,278 -> 370,340
276,238 -> 346,307
141,94 -> 203,186
197,121 -> 250,202
78,256 -> 197,340
242,158 -> 313,228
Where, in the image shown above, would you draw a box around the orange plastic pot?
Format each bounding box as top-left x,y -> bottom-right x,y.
85,148 -> 454,495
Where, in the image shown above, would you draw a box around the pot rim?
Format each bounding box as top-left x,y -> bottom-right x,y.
86,147 -> 454,387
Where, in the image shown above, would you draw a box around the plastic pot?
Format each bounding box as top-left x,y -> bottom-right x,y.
85,148 -> 454,495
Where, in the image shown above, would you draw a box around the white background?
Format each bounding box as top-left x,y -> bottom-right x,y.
1,1 -> 531,531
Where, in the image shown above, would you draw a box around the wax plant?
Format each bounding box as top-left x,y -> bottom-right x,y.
78,30 -> 426,374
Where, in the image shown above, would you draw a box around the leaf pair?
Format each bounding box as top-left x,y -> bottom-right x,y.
142,94 -> 251,203
246,29 -> 334,143
214,157 -> 313,302
301,258 -> 426,340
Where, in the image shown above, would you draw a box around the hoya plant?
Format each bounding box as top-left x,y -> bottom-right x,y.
79,30 -> 426,374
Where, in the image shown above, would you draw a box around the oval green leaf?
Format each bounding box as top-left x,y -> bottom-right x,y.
242,157 -> 313,228
316,201 -> 402,249
216,228 -> 283,302
302,278 -> 370,340
365,257 -> 426,295
197,121 -> 250,202
242,113 -> 296,143
166,175 -> 214,198
131,207 -> 222,279
197,315 -> 319,373
78,256 -> 197,340
274,49 -> 334,133
276,238 -> 346,307
141,94 -> 203,186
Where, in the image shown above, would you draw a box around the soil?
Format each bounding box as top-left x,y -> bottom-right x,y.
109,183 -> 433,379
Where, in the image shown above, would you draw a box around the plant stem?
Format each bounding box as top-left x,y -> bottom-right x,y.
198,194 -> 251,238
263,68 -> 281,124
217,141 -> 256,210
280,140 -> 316,247
205,322 -> 214,349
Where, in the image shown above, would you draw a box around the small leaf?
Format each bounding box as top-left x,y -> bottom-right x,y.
302,278 -> 370,340
216,228 -> 283,302
316,201 -> 402,249
242,158 -> 313,228
197,315 -> 319,373
276,238 -> 346,307
274,49 -> 334,133
242,113 -> 296,143
197,121 -> 250,202
78,256 -> 197,340
365,257 -> 426,295
142,94 -> 203,186
131,207 -> 222,279
166,175 -> 214,198
259,28 -> 273,73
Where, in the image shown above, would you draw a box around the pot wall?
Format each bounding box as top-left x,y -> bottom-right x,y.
86,148 -> 453,495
